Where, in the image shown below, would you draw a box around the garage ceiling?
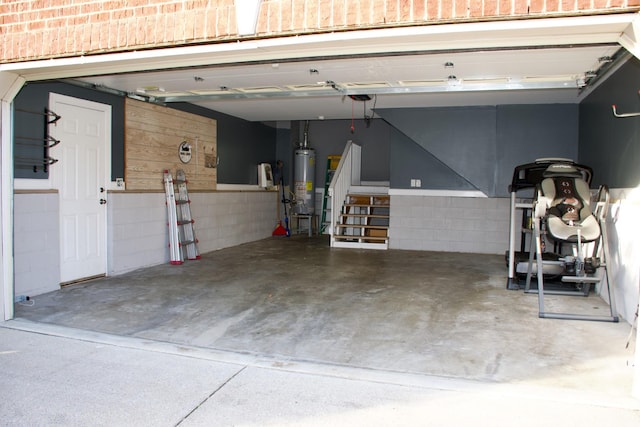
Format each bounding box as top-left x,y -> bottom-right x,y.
72,44 -> 622,122
5,13 -> 637,122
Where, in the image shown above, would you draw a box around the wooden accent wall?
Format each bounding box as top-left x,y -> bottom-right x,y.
125,98 -> 217,191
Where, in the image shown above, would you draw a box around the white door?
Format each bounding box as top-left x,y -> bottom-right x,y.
49,94 -> 111,283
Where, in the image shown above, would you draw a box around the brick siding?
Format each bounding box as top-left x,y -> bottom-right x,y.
1,0 -> 640,62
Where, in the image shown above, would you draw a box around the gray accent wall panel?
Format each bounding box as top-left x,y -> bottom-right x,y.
389,126 -> 477,190
295,119 -> 391,187
13,81 -> 125,180
379,104 -> 579,197
379,106 -> 497,195
496,104 -> 579,195
579,57 -> 640,188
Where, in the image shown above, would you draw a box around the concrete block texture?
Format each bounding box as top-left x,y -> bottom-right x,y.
14,193 -> 60,297
108,191 -> 277,275
389,194 -> 510,254
12,190 -> 277,290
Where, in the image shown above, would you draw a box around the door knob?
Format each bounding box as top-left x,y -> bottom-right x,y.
99,199 -> 107,205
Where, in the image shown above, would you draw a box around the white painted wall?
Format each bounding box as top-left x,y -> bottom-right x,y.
603,188 -> 640,325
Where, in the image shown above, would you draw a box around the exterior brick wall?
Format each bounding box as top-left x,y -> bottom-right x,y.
1,0 -> 640,63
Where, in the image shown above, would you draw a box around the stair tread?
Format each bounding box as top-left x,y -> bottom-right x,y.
341,213 -> 389,218
344,203 -> 390,208
336,224 -> 388,229
333,235 -> 388,241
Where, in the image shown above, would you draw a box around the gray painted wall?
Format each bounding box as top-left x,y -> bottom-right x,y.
13,81 -> 125,180
378,104 -> 579,197
579,57 -> 640,188
293,118 -> 391,188
389,125 -> 477,191
12,86 -> 277,185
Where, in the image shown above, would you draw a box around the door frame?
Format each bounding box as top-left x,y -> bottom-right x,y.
49,93 -> 111,284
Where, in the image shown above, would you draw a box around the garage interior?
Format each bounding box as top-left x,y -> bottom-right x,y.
5,13 -> 640,402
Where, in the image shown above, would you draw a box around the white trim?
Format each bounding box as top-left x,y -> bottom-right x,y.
0,73 -> 25,102
0,14 -> 635,81
235,0 -> 262,36
389,188 -> 488,198
0,71 -> 23,320
14,177 -> 53,191
332,241 -> 389,250
216,184 -> 263,191
619,13 -> 640,61
1,99 -> 14,320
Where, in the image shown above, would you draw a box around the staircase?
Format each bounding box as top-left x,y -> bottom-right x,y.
328,141 -> 391,250
332,190 -> 390,249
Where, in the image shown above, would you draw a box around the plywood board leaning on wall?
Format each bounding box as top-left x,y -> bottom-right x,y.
125,98 -> 217,191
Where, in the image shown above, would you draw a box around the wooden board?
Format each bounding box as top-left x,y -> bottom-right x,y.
125,98 -> 217,191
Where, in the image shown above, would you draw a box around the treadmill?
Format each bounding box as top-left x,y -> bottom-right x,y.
506,158 -> 593,290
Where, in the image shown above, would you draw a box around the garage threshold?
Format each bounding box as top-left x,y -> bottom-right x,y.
14,235 -> 635,398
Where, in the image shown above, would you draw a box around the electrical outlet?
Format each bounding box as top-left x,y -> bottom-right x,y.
116,178 -> 124,188
410,179 -> 416,187
416,179 -> 421,187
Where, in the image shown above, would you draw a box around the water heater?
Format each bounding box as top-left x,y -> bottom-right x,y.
293,122 -> 315,215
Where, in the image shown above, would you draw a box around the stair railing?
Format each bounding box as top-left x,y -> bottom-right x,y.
329,141 -> 361,247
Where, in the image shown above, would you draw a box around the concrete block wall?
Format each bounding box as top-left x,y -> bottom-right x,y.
390,194 -> 510,254
14,192 -> 60,297
13,190 -> 277,295
2,0 -> 638,62
107,192 -> 168,275
190,190 -> 278,253
108,190 -> 277,275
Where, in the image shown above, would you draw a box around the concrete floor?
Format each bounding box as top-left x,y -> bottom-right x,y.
14,235 -> 636,398
3,322 -> 639,426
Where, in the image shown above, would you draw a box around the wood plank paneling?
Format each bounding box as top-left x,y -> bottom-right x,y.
125,98 -> 217,191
